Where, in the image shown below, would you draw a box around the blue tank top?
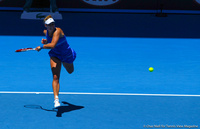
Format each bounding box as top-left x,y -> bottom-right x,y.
46,29 -> 71,55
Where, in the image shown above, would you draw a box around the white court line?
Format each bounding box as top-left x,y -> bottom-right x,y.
0,91 -> 200,97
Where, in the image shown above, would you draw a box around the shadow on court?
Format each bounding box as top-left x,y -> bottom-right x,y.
24,101 -> 84,117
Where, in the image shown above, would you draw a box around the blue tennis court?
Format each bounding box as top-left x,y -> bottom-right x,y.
1,2 -> 200,127
1,35 -> 200,128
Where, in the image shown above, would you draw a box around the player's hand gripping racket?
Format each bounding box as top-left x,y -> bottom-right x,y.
15,48 -> 36,52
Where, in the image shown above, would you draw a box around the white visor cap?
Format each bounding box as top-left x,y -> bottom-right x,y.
45,18 -> 55,25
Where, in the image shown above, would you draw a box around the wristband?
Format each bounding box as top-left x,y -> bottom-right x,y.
40,45 -> 44,49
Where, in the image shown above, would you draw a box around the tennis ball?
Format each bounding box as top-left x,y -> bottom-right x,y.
149,67 -> 154,72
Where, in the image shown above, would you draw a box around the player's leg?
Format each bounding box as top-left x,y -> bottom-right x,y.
50,57 -> 61,107
62,48 -> 76,74
63,63 -> 74,74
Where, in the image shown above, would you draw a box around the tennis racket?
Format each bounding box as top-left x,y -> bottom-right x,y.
15,48 -> 36,52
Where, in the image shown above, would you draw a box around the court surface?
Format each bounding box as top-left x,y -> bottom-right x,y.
1,36 -> 200,129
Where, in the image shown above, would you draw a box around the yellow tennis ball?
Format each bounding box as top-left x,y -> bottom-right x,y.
149,67 -> 154,72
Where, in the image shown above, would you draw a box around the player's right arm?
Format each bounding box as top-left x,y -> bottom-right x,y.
41,30 -> 47,44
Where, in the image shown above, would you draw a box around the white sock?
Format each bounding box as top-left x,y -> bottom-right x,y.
55,95 -> 59,100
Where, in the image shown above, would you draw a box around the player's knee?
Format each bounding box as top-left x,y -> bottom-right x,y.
53,75 -> 59,81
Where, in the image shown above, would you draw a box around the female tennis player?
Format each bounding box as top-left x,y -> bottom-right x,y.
35,15 -> 76,108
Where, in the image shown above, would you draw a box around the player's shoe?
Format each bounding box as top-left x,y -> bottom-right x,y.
54,99 -> 60,108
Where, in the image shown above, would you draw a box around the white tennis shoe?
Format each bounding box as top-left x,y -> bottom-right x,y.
54,99 -> 60,108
